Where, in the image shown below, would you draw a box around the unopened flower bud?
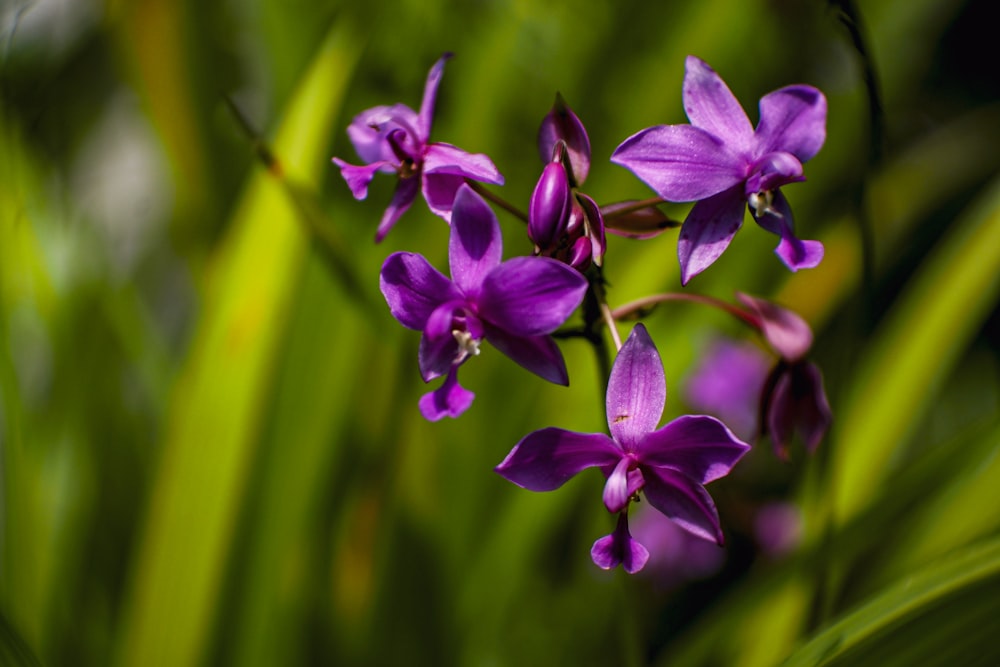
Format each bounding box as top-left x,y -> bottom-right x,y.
528,160 -> 571,249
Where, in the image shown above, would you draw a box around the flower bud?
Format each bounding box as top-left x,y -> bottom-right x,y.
537,93 -> 591,186
528,160 -> 571,249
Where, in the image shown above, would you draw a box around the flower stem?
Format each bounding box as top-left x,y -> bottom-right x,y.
611,292 -> 761,330
465,180 -> 529,223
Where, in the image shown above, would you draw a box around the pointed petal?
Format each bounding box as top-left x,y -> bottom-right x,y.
448,185 -> 503,295
637,415 -> 750,484
750,190 -> 824,273
683,56 -> 753,150
606,324 -> 666,448
755,85 -> 827,163
332,159 -> 392,200
495,428 -> 620,492
380,252 -> 460,330
375,175 -> 421,242
417,53 -> 452,139
419,366 -> 474,421
612,124 -> 745,202
677,185 -> 746,285
642,466 -> 724,544
591,513 -> 649,573
767,361 -> 832,458
478,257 -> 587,336
422,143 -> 505,183
537,93 -> 592,184
346,103 -> 420,164
746,152 -> 804,193
483,325 -> 569,385
736,292 -> 814,361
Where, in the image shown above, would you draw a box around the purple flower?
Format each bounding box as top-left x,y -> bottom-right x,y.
495,324 -> 750,572
611,56 -> 827,284
737,293 -> 832,459
379,184 -> 588,420
333,54 -> 505,242
684,337 -> 771,443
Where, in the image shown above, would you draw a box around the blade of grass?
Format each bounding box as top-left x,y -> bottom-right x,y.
113,21 -> 360,667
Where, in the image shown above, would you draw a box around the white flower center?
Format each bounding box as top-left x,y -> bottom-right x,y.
748,190 -> 782,219
452,329 -> 481,364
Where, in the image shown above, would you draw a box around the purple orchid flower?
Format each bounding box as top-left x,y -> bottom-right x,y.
333,54 -> 505,242
611,56 -> 827,284
495,324 -> 750,573
684,337 -> 771,443
379,184 -> 588,421
737,293 -> 832,459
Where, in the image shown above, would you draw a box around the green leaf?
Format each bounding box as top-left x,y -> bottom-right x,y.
782,536 -> 1000,667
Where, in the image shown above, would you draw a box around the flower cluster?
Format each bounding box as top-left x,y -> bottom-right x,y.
334,54 -> 831,573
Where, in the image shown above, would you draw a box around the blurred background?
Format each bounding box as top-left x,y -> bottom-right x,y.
2,0 -> 999,665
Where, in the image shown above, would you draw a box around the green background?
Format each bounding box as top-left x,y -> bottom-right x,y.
2,0 -> 999,665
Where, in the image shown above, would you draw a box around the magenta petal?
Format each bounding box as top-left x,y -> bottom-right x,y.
683,56 -> 754,152
495,428 -> 620,492
677,185 -> 746,285
417,53 -> 452,139
380,252 -> 461,331
449,185 -> 503,295
332,159 -> 391,200
478,257 -> 587,337
422,142 -> 505,183
375,175 -> 421,242
755,85 -> 827,163
606,324 -> 666,448
422,172 -> 465,222
483,325 -> 569,385
750,190 -> 823,272
602,458 -> 645,513
419,366 -> 474,421
636,415 -> 750,484
591,513 -> 649,574
642,467 -> 724,544
736,292 -> 814,362
611,124 -> 745,202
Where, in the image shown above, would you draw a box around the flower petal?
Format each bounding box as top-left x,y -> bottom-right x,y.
448,185 -> 503,296
636,415 -> 750,484
375,175 -> 421,242
418,310 -> 461,382
683,56 -> 754,151
379,252 -> 460,330
346,103 -> 420,164
749,190 -> 824,273
755,85 -> 827,163
677,185 -> 746,285
591,513 -> 649,574
418,366 -> 474,421
603,457 -> 645,513
417,53 -> 452,139
483,325 -> 569,385
642,466 -> 724,544
736,292 -> 814,362
422,142 -> 505,183
606,324 -> 666,448
478,257 -> 587,337
332,159 -> 393,200
766,361 -> 832,459
611,124 -> 745,202
495,428 -> 620,492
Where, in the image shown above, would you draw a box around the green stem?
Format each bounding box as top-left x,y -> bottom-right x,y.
465,180 -> 529,223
